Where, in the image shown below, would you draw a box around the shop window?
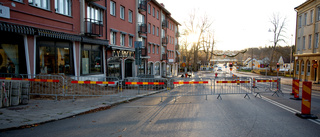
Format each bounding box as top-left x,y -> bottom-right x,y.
296,61 -> 299,74
148,62 -> 153,75
37,40 -> 72,75
307,61 -> 311,76
138,61 -> 145,75
108,59 -> 121,78
301,61 -> 304,75
81,44 -> 103,75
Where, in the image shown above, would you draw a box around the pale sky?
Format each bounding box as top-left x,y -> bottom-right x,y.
157,0 -> 306,51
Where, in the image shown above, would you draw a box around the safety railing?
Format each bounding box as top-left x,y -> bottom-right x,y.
253,77 -> 282,97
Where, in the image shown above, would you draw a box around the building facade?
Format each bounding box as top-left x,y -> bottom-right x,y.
294,0 -> 320,82
0,0 -> 180,79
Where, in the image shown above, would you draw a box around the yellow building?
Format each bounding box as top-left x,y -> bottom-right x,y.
294,0 -> 320,82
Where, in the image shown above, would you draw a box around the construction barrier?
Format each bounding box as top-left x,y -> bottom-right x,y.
66,76 -> 119,99
253,77 -> 281,97
0,80 -> 30,108
169,78 -> 212,100
290,79 -> 301,100
214,77 -> 252,99
296,81 -> 318,119
121,78 -> 168,99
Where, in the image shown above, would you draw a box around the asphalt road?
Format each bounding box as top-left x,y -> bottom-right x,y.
2,71 -> 320,137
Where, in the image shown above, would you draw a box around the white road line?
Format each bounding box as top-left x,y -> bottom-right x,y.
260,96 -> 320,126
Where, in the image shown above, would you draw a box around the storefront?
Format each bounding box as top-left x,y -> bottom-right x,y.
107,46 -> 135,79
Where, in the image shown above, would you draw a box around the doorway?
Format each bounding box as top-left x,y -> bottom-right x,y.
125,59 -> 133,77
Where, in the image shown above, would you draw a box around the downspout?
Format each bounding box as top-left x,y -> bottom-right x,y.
105,0 -> 108,77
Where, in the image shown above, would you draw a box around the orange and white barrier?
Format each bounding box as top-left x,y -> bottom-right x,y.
173,81 -> 208,84
0,77 -> 59,82
72,81 -> 115,84
296,81 -> 318,119
125,82 -> 164,85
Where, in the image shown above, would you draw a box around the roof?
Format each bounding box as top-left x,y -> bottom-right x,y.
294,0 -> 314,11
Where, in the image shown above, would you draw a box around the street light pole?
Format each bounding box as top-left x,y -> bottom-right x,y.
251,48 -> 253,70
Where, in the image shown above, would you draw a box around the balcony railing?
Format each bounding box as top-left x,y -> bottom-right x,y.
162,37 -> 168,44
138,0 -> 147,12
85,18 -> 103,37
138,23 -> 147,34
162,20 -> 168,28
161,53 -> 167,61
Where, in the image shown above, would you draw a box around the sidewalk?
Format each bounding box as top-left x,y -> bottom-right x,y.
0,93 -> 151,131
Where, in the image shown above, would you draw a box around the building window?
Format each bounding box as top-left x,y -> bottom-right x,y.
153,45 -> 155,53
157,10 -> 159,19
157,27 -> 159,36
152,7 -> 155,17
28,0 -> 50,10
120,6 -> 125,20
148,23 -> 151,33
311,10 -> 314,23
299,15 -> 302,28
304,13 -> 307,25
13,0 -> 23,2
37,40 -> 73,75
316,33 -> 319,48
318,7 -> 320,21
302,36 -> 306,49
128,10 -> 133,23
55,0 -> 71,16
110,31 -> 117,45
81,44 -> 102,75
148,62 -> 153,75
128,36 -> 133,47
307,61 -> 311,76
296,61 -> 299,74
155,62 -> 160,75
108,59 -> 121,78
157,45 -> 159,54
138,61 -> 145,75
148,44 -> 151,53
86,6 -> 103,34
120,33 -> 125,46
301,61 -> 304,75
152,25 -> 155,35
308,35 -> 312,49
110,1 -> 116,16
148,4 -> 151,14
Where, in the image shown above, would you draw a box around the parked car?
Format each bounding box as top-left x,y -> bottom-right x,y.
217,67 -> 222,71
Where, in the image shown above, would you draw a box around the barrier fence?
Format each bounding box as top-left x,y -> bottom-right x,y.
0,73 -> 285,104
214,77 -> 252,99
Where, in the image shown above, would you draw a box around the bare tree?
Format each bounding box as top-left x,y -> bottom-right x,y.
269,13 -> 287,71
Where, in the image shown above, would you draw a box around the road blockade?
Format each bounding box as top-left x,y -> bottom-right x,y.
290,79 -> 301,100
169,78 -> 212,100
296,81 -> 318,119
121,78 -> 168,99
253,77 -> 281,98
214,77 -> 252,99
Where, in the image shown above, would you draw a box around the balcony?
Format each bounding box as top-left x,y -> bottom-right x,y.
138,0 -> 147,12
175,44 -> 179,50
161,53 -> 167,61
162,37 -> 168,45
175,32 -> 180,37
141,46 -> 148,56
162,20 -> 168,29
85,18 -> 103,37
138,23 -> 147,34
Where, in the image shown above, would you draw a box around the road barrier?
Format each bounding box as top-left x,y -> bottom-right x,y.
121,78 -> 168,100
296,81 -> 318,119
290,79 -> 301,100
169,78 -> 212,100
214,77 -> 252,99
253,77 -> 281,98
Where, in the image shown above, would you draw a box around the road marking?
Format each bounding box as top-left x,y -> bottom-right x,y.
261,96 -> 320,126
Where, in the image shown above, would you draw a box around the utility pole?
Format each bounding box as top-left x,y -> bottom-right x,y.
251,48 -> 253,70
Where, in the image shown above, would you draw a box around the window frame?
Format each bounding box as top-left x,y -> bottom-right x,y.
128,10 -> 133,23
110,1 -> 116,16
28,0 -> 50,10
81,44 -> 103,75
120,6 -> 125,20
55,0 -> 72,16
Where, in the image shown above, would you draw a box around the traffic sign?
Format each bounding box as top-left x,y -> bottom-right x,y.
182,62 -> 186,67
313,63 -> 318,68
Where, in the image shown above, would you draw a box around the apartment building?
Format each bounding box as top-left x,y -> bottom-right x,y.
294,0 -> 320,82
0,0 -> 180,79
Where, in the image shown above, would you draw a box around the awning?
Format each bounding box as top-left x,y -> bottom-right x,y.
109,44 -> 135,51
176,51 -> 180,55
0,22 -> 35,35
82,37 -> 108,45
38,29 -> 81,41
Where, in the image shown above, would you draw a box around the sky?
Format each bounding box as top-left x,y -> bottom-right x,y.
157,0 -> 307,51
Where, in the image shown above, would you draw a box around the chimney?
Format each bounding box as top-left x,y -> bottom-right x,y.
160,3 -> 165,7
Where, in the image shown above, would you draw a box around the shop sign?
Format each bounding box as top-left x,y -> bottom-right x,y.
112,50 -> 134,58
0,5 -> 10,19
169,59 -> 174,63
313,63 -> 318,68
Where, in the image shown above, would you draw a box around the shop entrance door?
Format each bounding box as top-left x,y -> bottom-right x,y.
125,60 -> 133,77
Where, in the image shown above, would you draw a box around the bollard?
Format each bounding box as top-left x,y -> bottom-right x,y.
290,79 -> 301,100
296,81 -> 318,119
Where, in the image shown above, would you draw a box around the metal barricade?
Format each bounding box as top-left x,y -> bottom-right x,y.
20,74 -> 65,100
66,76 -> 119,99
214,77 -> 252,99
253,77 -> 282,97
121,78 -> 168,99
168,78 -> 212,100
